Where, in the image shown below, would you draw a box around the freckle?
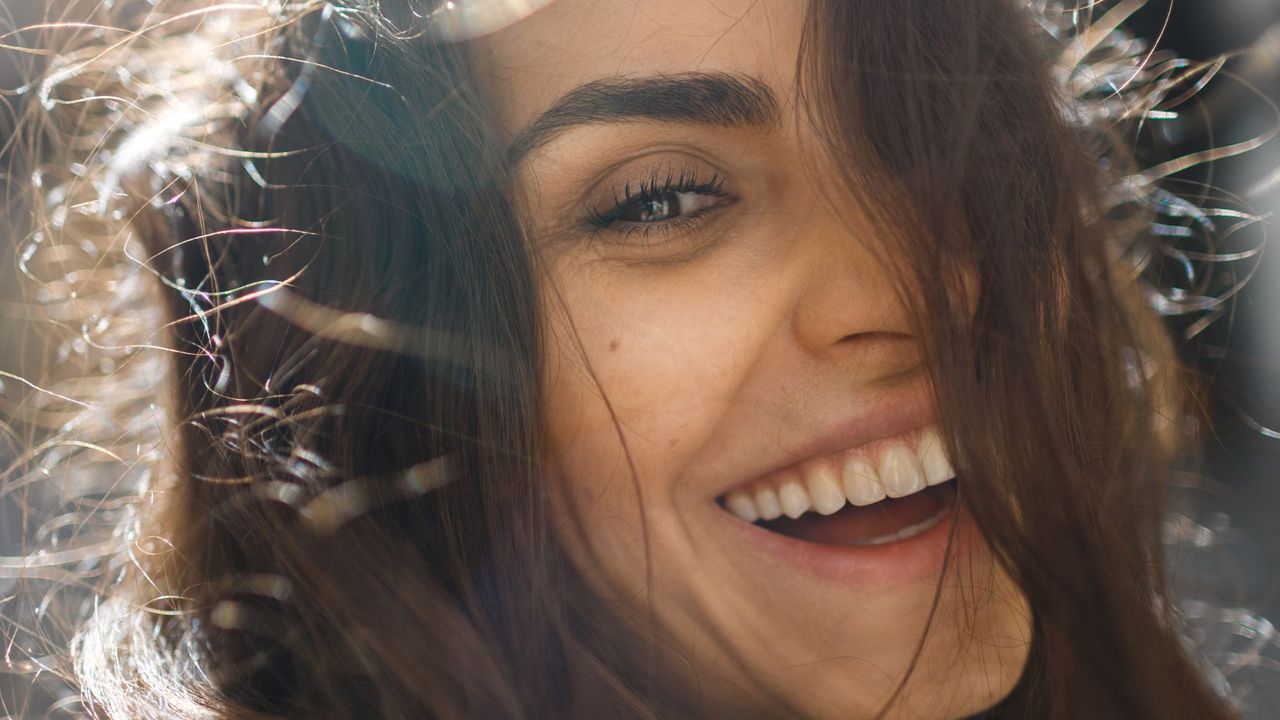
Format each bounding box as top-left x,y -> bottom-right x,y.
669,438 -> 679,448
608,338 -> 620,352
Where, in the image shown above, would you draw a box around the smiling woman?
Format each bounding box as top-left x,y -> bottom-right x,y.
0,0 -> 1253,718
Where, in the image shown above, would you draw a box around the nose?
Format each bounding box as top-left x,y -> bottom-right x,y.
786,198 -> 917,361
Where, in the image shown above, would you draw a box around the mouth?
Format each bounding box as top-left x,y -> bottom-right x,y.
716,424 -> 958,548
747,482 -> 956,545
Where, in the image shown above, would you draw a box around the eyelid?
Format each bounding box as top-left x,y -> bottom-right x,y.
585,174 -> 728,230
580,161 -> 735,243
594,208 -> 738,266
589,163 -> 723,212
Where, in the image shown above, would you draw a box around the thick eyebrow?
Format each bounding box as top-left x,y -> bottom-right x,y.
506,72 -> 780,165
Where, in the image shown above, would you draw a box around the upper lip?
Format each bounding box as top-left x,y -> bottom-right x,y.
713,377 -> 936,498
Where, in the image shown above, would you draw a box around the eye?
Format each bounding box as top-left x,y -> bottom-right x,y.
614,190 -> 723,224
583,166 -> 736,244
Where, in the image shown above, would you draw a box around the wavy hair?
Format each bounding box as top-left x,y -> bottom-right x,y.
0,0 -> 1258,717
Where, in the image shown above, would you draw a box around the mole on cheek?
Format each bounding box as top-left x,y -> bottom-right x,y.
608,338 -> 620,352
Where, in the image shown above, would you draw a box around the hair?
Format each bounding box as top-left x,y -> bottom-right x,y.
0,0 -> 1246,718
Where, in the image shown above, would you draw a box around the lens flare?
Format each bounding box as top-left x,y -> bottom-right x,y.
426,0 -> 558,41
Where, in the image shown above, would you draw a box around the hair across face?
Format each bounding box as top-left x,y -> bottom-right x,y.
4,1 -> 1245,718
467,2 -> 1027,717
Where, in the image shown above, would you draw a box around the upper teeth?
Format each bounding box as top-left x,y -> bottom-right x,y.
722,424 -> 955,522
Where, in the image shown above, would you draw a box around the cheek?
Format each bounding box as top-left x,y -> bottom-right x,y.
535,254 -> 762,468
540,277 -> 752,497
536,261 -> 777,574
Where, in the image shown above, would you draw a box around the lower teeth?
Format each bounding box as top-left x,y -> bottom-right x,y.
851,502 -> 951,546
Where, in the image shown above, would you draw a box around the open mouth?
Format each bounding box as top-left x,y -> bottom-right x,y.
751,481 -> 956,546
716,424 -> 958,547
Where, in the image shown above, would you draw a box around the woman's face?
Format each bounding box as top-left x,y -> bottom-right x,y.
470,1 -> 1031,717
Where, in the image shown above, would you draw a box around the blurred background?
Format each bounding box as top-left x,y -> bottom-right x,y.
1124,0 -> 1280,635
1,0 -> 1279,717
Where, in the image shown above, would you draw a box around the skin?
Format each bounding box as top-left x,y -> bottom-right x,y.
469,1 -> 1032,717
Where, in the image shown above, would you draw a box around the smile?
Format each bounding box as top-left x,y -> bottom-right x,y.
717,424 -> 957,547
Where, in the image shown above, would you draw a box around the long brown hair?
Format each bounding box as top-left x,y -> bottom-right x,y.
0,0 -> 1241,717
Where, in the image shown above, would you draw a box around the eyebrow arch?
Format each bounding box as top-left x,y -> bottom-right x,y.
506,72 -> 780,165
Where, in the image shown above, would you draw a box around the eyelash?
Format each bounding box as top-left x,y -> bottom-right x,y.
582,166 -> 733,244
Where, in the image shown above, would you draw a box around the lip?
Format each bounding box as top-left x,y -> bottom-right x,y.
711,481 -> 975,587
713,377 -> 936,500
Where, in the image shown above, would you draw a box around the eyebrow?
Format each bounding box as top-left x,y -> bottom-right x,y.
506,72 -> 780,165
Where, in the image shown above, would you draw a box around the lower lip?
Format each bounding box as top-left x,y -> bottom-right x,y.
712,481 -> 976,588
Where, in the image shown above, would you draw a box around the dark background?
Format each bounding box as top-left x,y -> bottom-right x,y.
1126,0 -> 1280,629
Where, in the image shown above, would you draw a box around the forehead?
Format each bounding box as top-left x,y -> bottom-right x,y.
466,0 -> 805,139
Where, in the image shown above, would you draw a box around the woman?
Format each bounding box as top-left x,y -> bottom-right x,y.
0,0 -> 1255,717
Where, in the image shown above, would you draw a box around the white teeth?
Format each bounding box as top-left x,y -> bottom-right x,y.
916,427 -> 955,486
841,458 -> 887,506
859,502 -> 950,546
876,444 -> 926,498
723,424 -> 957,522
725,491 -> 760,522
806,466 -> 846,515
755,486 -> 783,521
777,477 -> 812,519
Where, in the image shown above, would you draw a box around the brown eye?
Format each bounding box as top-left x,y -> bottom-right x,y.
581,167 -> 736,252
613,191 -> 723,225
619,194 -> 677,223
